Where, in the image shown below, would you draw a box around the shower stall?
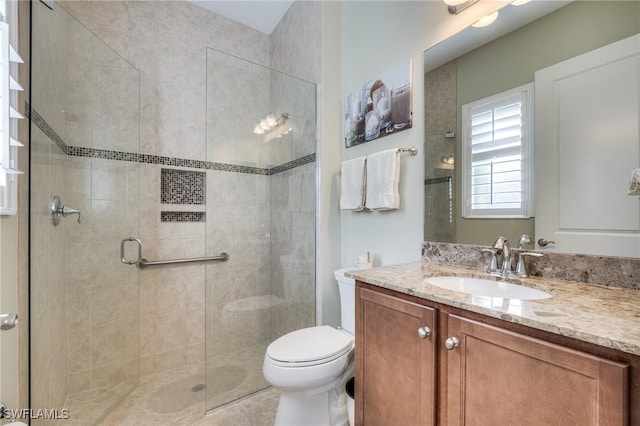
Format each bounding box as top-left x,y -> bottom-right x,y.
29,1 -> 317,424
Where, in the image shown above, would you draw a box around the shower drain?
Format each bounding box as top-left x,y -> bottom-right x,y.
191,384 -> 206,392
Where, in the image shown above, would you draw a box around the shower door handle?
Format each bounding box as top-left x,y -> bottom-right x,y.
121,237 -> 142,265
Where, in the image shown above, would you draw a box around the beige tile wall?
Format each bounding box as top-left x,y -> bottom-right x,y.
55,0 -> 274,382
206,48 -> 272,167
55,0 -> 318,380
30,4 -> 142,423
65,157 -> 140,394
268,1 -> 320,337
268,162 -> 317,337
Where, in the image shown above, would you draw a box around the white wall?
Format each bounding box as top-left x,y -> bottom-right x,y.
338,1 -> 508,269
318,1 -> 343,327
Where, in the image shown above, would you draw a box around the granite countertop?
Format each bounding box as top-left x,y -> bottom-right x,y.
347,262 -> 640,356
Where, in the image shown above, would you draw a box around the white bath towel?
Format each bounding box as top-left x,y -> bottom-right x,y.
365,148 -> 400,210
340,156 -> 367,210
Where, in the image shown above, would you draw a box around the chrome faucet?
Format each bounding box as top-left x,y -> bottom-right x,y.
493,236 -> 512,274
514,252 -> 544,278
517,234 -> 533,249
483,235 -> 544,278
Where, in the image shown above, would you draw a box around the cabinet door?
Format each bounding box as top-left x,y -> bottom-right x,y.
445,314 -> 629,426
355,287 -> 437,426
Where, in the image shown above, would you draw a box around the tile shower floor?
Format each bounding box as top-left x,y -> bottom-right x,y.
60,344 -> 279,425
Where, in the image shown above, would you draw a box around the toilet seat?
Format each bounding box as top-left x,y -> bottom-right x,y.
266,326 -> 354,368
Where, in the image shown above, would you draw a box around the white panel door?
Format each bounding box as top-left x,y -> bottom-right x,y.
535,34 -> 640,257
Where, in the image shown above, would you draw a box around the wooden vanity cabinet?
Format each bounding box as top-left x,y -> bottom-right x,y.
444,314 -> 628,426
355,286 -> 437,426
356,281 -> 636,426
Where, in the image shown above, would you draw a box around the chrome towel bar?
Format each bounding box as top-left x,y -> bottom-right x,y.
120,237 -> 228,268
138,253 -> 228,269
398,146 -> 418,156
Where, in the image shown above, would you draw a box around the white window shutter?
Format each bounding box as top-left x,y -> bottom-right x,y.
0,1 -> 24,215
462,83 -> 534,219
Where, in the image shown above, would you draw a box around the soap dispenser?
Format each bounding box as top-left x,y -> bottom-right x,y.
357,251 -> 372,269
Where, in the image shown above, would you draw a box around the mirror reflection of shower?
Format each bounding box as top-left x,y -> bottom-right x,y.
425,60 -> 457,243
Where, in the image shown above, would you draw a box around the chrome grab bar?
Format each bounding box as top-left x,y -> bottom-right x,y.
138,253 -> 229,269
120,236 -> 228,268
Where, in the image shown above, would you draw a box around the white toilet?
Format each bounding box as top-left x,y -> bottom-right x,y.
263,268 -> 356,426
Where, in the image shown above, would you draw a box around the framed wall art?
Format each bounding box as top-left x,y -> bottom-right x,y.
344,59 -> 413,148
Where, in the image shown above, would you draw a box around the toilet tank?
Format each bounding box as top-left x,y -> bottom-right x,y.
334,268 -> 356,336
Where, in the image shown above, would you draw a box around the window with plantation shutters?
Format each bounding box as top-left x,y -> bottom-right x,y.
461,83 -> 534,219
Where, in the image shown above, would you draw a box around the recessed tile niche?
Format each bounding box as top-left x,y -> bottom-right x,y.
161,168 -> 206,205
160,168 -> 206,222
160,211 -> 206,222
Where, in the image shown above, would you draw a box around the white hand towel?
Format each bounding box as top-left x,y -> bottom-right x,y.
365,148 -> 400,210
340,156 -> 367,210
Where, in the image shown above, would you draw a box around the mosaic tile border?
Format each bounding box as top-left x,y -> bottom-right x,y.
269,153 -> 316,174
160,211 -> 206,222
26,103 -> 67,153
425,176 -> 452,186
27,102 -> 313,176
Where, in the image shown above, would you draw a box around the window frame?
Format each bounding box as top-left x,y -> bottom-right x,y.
461,83 -> 534,219
0,0 -> 23,215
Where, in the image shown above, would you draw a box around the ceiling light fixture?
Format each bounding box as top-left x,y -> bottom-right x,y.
441,155 -> 455,165
472,11 -> 499,27
444,0 -> 479,15
511,0 -> 532,5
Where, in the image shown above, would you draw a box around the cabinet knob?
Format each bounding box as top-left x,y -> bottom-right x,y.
417,326 -> 431,339
445,336 -> 460,350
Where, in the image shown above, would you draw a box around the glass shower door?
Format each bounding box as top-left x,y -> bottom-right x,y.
30,2 -> 140,424
204,48 -> 317,411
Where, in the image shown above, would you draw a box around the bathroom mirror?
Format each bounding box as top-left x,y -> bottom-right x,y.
423,0 -> 640,257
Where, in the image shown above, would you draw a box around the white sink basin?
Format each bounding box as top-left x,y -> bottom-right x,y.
425,276 -> 551,300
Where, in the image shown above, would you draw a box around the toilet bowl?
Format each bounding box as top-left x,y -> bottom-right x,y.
264,326 -> 354,426
264,326 -> 354,389
263,268 -> 357,426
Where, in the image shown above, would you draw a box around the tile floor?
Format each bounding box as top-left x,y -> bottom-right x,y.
59,344 -> 278,425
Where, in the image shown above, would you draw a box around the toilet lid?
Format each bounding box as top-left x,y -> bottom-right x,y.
267,325 -> 353,364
